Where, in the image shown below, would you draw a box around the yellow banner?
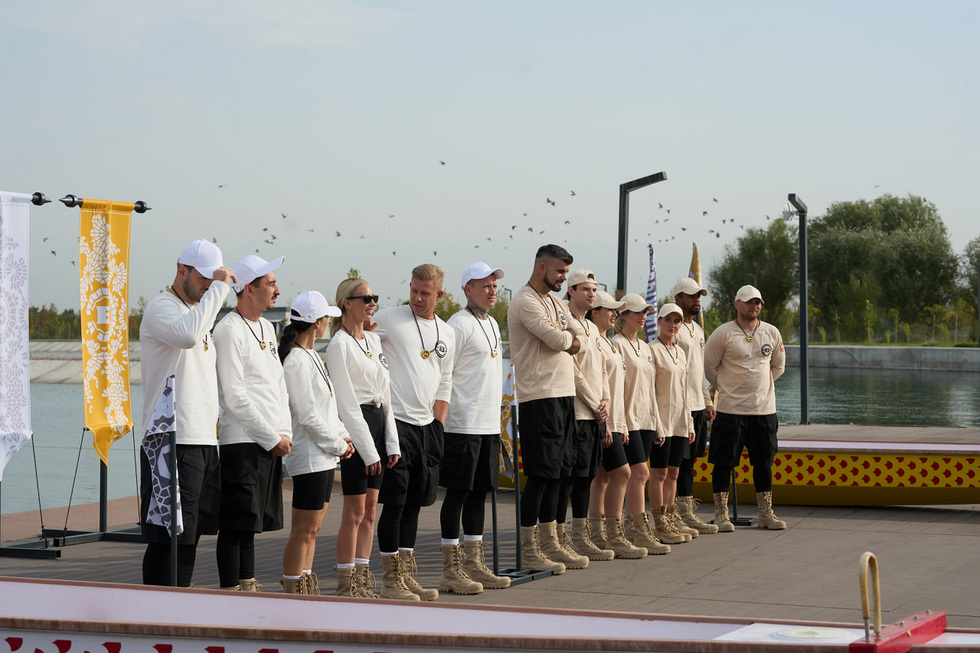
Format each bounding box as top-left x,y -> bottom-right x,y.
79,199 -> 134,464
498,363 -> 518,488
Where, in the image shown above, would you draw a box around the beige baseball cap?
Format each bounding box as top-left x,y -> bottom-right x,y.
735,284 -> 764,303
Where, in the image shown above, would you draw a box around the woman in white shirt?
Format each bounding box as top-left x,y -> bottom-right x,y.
279,291 -> 354,594
325,278 -> 403,599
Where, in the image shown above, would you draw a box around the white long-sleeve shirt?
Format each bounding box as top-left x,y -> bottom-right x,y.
373,305 -> 454,426
445,309 -> 504,434
213,311 -> 292,450
139,281 -> 229,444
282,347 -> 351,476
324,330 -> 400,465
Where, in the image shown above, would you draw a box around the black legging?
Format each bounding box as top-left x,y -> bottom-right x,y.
440,488 -> 488,539
377,502 -> 423,552
519,476 -> 561,528
555,476 -> 592,523
711,464 -> 772,494
215,529 -> 255,587
142,542 -> 198,587
677,454 -> 696,497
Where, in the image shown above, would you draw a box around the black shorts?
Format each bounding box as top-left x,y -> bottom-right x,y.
624,429 -> 655,466
517,396 -> 575,479
601,432 -> 629,472
687,409 -> 709,459
439,432 -> 500,493
650,436 -> 689,469
140,444 -> 221,545
340,404 -> 387,495
569,420 -> 603,478
707,412 -> 779,469
218,442 -> 284,533
379,419 -> 444,507
291,469 -> 336,510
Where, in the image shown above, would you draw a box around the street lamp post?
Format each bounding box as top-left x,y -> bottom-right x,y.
788,193 -> 809,424
617,172 -> 667,299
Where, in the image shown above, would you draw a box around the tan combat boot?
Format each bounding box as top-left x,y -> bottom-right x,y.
669,504 -> 699,539
588,514 -> 607,550
631,511 -> 672,554
335,566 -> 356,597
439,544 -> 483,594
677,496 -> 719,534
653,506 -> 689,544
713,492 -> 736,532
398,550 -> 439,601
280,577 -> 303,594
239,578 -> 263,592
462,540 -> 511,589
379,554 -> 420,601
570,517 -> 614,561
354,563 -> 379,598
520,525 -> 566,575
543,522 -> 588,569
303,572 -> 320,595
756,491 -> 787,530
604,516 -> 647,559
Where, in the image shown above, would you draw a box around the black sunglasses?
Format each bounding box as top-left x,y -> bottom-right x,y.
349,294 -> 379,304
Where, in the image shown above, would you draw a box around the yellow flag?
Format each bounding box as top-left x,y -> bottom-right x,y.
689,242 -> 703,327
498,363 -> 517,488
79,200 -> 134,464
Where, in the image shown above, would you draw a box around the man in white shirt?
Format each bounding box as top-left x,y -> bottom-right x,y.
139,239 -> 234,587
704,284 -> 786,532
373,263 -> 455,601
438,262 -> 510,594
213,254 -> 293,591
671,278 -> 719,535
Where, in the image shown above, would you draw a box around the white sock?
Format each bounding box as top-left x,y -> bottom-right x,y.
380,551 -> 398,557
282,574 -> 302,580
354,558 -> 370,565
337,563 -> 354,569
397,547 -> 414,553
302,569 -> 312,575
441,538 -> 460,547
463,534 -> 483,542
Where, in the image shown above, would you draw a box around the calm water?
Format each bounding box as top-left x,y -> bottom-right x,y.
1,368 -> 977,515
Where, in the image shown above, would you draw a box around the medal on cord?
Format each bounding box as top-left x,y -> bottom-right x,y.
412,309 -> 446,359
467,307 -> 499,358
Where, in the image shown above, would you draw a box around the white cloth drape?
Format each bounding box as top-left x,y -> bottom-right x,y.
142,374 -> 183,534
0,192 -> 33,481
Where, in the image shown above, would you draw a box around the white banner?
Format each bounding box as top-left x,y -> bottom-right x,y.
0,192 -> 33,481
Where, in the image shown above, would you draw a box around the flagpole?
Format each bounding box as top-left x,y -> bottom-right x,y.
789,193 -> 809,425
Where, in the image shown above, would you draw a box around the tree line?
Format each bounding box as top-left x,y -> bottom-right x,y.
707,194 -> 978,345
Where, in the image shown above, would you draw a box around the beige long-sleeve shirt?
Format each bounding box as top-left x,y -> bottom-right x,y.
650,338 -> 693,438
703,320 -> 785,415
568,315 -> 610,421
675,319 -> 712,412
612,333 -> 660,432
507,284 -> 576,403
598,335 -> 627,434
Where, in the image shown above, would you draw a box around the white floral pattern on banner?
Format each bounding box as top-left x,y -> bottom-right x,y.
0,192 -> 32,481
79,204 -> 134,464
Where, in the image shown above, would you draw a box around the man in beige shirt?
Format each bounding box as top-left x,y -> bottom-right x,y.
703,284 -> 786,532
671,278 -> 719,535
507,244 -> 582,574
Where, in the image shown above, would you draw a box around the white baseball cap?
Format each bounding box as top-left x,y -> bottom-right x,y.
290,291 -> 341,323
735,284 -> 764,303
672,277 -> 707,297
658,302 -> 684,319
593,291 -> 626,311
567,269 -> 597,287
232,254 -> 284,293
177,239 -> 223,280
621,293 -> 656,313
461,261 -> 505,291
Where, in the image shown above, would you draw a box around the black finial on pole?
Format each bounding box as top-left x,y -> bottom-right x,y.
133,201 -> 151,214
31,192 -> 51,206
59,194 -> 83,208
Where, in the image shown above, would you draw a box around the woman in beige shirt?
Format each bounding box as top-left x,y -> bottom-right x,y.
611,294 -> 670,555
649,303 -> 696,545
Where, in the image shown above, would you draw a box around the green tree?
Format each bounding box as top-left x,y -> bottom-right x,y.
435,292 -> 462,322
809,194 -> 958,339
707,219 -> 798,338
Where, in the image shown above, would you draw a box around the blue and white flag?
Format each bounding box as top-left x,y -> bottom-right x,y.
644,243 -> 658,341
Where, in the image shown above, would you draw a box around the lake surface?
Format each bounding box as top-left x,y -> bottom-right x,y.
1,367 -> 977,515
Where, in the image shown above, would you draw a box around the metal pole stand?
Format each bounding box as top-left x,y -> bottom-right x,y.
496,408 -> 553,585
729,465 -> 755,527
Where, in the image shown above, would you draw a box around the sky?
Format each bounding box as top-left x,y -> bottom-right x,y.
3,1 -> 978,312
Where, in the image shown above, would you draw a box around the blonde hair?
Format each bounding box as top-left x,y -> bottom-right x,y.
330,277 -> 369,337
614,310 -> 642,337
412,263 -> 444,286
